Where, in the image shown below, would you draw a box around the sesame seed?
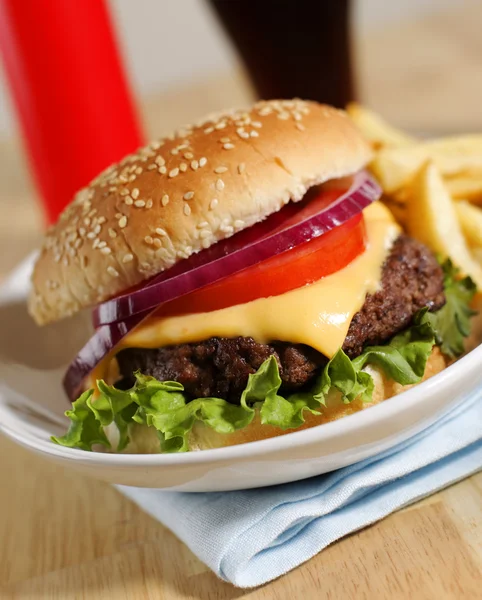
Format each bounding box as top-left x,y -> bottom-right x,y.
216,179 -> 225,191
170,148 -> 179,155
115,213 -> 122,219
155,156 -> 165,166
296,122 -> 305,131
146,199 -> 153,209
74,238 -> 82,249
84,217 -> 91,226
169,168 -> 179,178
131,188 -> 140,199
204,127 -> 214,134
135,167 -> 143,175
134,200 -> 146,208
177,144 -> 189,151
238,163 -> 246,174
144,236 -> 153,245
277,112 -> 290,120
155,248 -> 167,259
293,112 -> 302,121
223,143 -> 235,150
183,203 -> 191,216
214,166 -> 228,174
184,152 -> 193,160
161,194 -> 169,206
183,191 -> 194,200
179,162 -> 188,172
200,229 -> 211,239
125,197 -> 133,205
209,198 -> 219,210
197,221 -> 209,228
118,216 -> 127,228
158,166 -> 167,174
199,157 -> 207,167
147,164 -> 157,171
97,241 -> 107,248
215,122 -> 226,130
220,136 -> 231,143
94,225 -> 101,235
202,238 -> 211,249
97,216 -> 106,224
252,121 -> 262,128
92,238 -> 100,248
100,247 -> 112,255
128,174 -> 136,182
122,253 -> 134,263
79,227 -> 86,236
107,266 -> 119,277
150,141 -> 162,150
108,228 -> 117,238
156,227 -> 167,236
234,219 -> 245,229
250,130 -> 259,137
153,238 -> 163,248
191,160 -> 199,170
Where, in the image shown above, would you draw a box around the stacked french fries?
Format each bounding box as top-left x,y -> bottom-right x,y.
347,104 -> 482,292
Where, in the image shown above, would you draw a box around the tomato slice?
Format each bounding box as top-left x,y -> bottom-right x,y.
156,210 -> 366,318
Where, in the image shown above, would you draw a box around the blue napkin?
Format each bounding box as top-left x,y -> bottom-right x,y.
119,391 -> 482,588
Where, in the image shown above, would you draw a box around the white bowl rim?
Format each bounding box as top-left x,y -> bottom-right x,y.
4,340 -> 481,467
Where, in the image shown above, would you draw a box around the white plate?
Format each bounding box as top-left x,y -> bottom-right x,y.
1,256 -> 481,492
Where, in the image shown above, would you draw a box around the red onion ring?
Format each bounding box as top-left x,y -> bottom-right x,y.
93,171 -> 381,327
63,171 -> 381,401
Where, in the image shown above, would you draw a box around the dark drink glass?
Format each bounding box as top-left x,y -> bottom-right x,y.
208,0 -> 354,107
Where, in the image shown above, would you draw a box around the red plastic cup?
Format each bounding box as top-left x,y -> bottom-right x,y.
0,0 -> 144,224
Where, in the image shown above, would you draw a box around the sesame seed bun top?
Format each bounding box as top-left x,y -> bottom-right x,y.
28,99 -> 372,325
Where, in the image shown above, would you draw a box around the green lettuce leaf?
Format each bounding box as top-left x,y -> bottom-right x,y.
51,390 -> 110,451
423,260 -> 477,358
52,261 -> 477,453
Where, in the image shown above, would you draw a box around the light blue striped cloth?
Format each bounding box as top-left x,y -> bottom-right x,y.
119,391 -> 482,588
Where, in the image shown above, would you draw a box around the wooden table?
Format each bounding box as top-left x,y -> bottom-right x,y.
1,3 -> 482,597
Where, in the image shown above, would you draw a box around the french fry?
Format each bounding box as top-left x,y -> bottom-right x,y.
346,103 -> 416,149
455,200 -> 482,248
371,135 -> 482,194
406,162 -> 482,288
445,173 -> 482,204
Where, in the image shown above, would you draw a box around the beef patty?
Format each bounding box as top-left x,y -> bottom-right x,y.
116,235 -> 445,402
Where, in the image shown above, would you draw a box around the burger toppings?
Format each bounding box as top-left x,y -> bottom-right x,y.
92,170 -> 380,326
52,256 -> 476,453
62,176 -> 382,402
115,235 -> 446,402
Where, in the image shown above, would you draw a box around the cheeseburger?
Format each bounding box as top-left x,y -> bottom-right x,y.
28,100 -> 477,453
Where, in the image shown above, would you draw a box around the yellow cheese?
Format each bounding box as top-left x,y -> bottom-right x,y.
116,202 -> 399,359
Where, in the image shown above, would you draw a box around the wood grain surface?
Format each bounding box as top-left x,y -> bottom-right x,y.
1,3 -> 482,598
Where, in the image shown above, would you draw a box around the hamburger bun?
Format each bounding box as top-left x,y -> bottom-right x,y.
29,99 -> 371,325
112,346 -> 447,453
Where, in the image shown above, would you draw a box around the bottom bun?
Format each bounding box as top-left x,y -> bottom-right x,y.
108,346 -> 448,454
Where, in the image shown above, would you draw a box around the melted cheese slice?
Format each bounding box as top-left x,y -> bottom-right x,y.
116,202 -> 400,359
